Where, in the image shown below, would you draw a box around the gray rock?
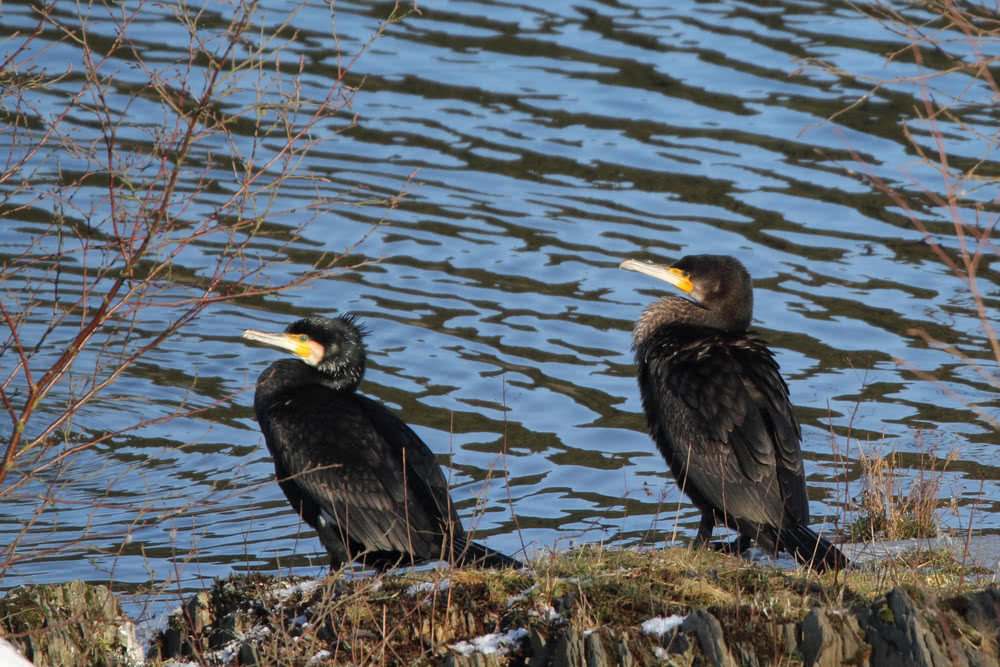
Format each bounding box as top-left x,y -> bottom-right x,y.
798,608 -> 866,667
585,630 -> 607,667
733,641 -> 760,667
160,589 -> 214,659
856,586 -> 997,667
553,627 -> 585,667
778,623 -> 797,656
950,587 -> 1000,632
185,590 -> 213,635
214,610 -> 254,647
442,653 -> 502,667
527,626 -> 550,666
858,587 -> 945,667
609,631 -> 633,667
663,628 -> 689,655
681,608 -> 737,667
160,623 -> 182,659
237,640 -> 259,666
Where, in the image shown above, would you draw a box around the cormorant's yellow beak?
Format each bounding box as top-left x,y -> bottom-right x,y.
242,330 -> 322,365
620,259 -> 695,295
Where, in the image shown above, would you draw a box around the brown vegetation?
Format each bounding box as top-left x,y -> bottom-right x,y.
850,441 -> 959,542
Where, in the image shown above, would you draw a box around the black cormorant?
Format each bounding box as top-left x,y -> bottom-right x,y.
620,254 -> 847,571
241,314 -> 521,570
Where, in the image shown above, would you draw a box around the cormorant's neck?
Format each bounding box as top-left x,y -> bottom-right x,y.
633,295 -> 750,347
254,358 -> 360,407
317,351 -> 365,391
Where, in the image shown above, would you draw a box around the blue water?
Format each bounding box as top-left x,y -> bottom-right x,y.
1,0 -> 997,622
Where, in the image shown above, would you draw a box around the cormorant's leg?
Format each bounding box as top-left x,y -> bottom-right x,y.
695,511 -> 715,547
697,513 -> 754,555
708,535 -> 752,554
731,535 -> 753,553
751,527 -> 780,560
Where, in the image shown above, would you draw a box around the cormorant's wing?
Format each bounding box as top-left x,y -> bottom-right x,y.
639,328 -> 804,527
259,388 -> 462,558
732,336 -> 808,523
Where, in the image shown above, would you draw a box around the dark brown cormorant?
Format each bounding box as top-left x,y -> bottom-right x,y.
620,254 -> 848,571
241,314 -> 521,570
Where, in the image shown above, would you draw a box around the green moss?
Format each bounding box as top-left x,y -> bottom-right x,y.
851,511 -> 936,542
878,604 -> 895,625
892,548 -> 992,579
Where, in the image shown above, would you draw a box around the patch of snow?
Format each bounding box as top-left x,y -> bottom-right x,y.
505,583 -> 538,607
450,628 -> 528,656
207,623 -> 273,664
309,649 -> 332,663
653,646 -> 670,660
405,579 -> 450,597
274,579 -> 322,602
210,642 -> 238,665
745,547 -> 797,569
117,621 -> 144,665
641,615 -> 686,637
532,605 -> 561,622
0,639 -> 33,667
245,624 -> 272,641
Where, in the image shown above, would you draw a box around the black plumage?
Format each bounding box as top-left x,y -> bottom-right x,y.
620,254 -> 848,571
242,314 -> 520,570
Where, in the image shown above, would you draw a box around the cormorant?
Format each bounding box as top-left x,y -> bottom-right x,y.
241,314 -> 521,570
620,254 -> 848,571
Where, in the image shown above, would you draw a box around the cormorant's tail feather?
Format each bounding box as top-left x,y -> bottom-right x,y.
450,535 -> 523,569
779,524 -> 849,571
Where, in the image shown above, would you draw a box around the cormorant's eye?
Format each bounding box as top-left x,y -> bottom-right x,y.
299,335 -> 308,342
683,271 -> 691,278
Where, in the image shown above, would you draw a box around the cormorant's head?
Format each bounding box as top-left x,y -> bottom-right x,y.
242,314 -> 368,389
620,254 -> 753,331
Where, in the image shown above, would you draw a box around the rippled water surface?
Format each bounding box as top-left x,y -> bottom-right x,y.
2,0 -> 998,614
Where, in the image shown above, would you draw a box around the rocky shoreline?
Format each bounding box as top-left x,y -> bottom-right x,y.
2,546 -> 998,665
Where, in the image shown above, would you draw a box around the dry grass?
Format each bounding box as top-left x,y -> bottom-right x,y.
849,440 -> 960,543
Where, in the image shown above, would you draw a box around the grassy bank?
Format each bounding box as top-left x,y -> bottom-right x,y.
139,543 -> 995,665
